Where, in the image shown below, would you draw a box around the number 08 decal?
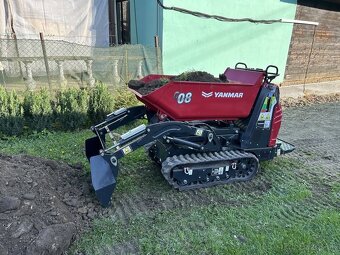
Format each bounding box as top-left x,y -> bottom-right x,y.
174,92 -> 192,104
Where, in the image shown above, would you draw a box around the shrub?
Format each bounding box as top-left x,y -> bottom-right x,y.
88,83 -> 115,123
0,83 -> 141,136
55,88 -> 89,130
23,88 -> 53,132
0,86 -> 7,114
0,87 -> 24,136
113,87 -> 140,109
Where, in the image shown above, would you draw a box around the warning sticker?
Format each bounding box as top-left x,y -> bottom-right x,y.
259,112 -> 271,121
257,120 -> 265,128
264,120 -> 271,129
257,95 -> 277,129
122,146 -> 132,155
195,129 -> 204,136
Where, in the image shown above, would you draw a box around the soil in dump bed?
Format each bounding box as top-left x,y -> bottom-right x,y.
128,71 -> 227,95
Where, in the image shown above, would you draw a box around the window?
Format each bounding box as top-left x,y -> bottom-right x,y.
109,0 -> 130,45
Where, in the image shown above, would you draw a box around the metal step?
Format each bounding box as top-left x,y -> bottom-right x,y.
277,139 -> 295,155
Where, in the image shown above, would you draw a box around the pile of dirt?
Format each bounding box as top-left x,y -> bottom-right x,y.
281,93 -> 340,109
0,154 -> 111,255
128,78 -> 169,95
128,71 -> 227,95
172,71 -> 224,83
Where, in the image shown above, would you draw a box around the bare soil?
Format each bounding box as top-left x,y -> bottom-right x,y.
0,155 -> 110,255
281,93 -> 340,108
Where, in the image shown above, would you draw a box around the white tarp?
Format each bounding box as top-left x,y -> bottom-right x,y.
0,0 -> 109,46
0,0 -> 8,36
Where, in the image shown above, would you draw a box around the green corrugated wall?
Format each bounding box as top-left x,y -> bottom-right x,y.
131,0 -> 297,83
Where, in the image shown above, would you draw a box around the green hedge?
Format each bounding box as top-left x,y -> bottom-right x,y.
88,82 -> 114,124
55,88 -> 89,130
23,88 -> 53,131
0,87 -> 24,135
0,83 -> 139,136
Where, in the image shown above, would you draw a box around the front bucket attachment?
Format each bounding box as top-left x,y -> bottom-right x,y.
90,155 -> 118,207
85,136 -> 103,160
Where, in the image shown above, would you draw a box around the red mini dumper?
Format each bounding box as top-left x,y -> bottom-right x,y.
85,63 -> 295,206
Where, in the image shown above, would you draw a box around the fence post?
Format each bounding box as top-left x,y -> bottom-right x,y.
113,59 -> 121,84
39,32 -> 52,90
85,59 -> 95,88
154,35 -> 162,74
13,33 -> 24,78
124,45 -> 128,84
56,60 -> 67,89
0,61 -> 6,87
23,61 -> 36,91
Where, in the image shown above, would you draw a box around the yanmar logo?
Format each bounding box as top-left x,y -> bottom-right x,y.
202,91 -> 213,98
201,91 -> 244,98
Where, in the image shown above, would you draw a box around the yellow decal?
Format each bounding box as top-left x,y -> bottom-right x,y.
122,146 -> 132,155
195,129 -> 203,136
259,112 -> 271,121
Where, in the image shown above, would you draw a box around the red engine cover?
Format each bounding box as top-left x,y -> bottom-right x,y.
130,68 -> 265,121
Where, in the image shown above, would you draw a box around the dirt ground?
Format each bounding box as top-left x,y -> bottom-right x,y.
0,156 -> 112,255
0,94 -> 339,255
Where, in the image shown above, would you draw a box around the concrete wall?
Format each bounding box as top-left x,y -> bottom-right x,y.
130,0 -> 163,47
162,0 -> 297,82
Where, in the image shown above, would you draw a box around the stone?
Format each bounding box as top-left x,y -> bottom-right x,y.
16,201 -> 35,217
34,220 -> 47,232
72,162 -> 83,169
45,160 -> 59,171
0,243 -> 8,255
5,179 -> 16,187
87,212 -> 96,220
22,193 -> 36,200
77,207 -> 87,214
12,219 -> 34,238
64,198 -> 79,208
50,211 -> 58,217
26,223 -> 76,255
233,234 -> 247,243
0,196 -> 21,213
0,213 -> 8,221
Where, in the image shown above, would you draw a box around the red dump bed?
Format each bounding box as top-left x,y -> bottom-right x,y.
130,68 -> 266,121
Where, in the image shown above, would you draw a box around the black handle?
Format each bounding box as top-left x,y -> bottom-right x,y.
235,62 -> 248,69
265,65 -> 279,76
265,65 -> 279,82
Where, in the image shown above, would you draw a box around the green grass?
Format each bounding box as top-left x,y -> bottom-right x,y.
0,130 -> 92,168
1,130 -> 339,255
73,205 -> 339,255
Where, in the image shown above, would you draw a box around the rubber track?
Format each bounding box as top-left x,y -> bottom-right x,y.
161,150 -> 259,190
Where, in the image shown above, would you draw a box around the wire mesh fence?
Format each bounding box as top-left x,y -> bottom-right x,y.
0,34 -> 162,91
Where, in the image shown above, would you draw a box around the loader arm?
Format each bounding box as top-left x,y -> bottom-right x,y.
85,107 -> 222,206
